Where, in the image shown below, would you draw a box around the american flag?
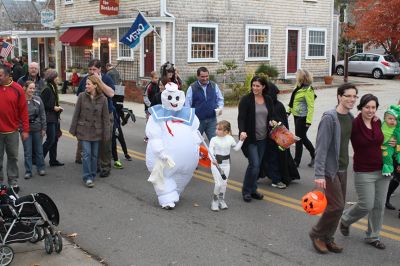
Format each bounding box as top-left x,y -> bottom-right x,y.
0,42 -> 14,58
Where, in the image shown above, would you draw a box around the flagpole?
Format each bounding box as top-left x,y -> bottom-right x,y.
135,8 -> 162,41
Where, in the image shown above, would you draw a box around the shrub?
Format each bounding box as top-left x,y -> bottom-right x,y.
255,63 -> 279,79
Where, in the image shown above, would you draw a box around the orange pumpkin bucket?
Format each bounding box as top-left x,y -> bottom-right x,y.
198,145 -> 211,168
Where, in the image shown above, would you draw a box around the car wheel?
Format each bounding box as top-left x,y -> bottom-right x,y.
372,69 -> 383,79
336,66 -> 344,76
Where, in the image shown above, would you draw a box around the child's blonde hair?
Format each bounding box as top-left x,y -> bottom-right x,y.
217,120 -> 232,135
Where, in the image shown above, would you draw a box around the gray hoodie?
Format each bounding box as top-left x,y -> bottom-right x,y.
27,96 -> 46,132
314,108 -> 353,180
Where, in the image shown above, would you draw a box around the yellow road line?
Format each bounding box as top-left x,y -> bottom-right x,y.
61,129 -> 400,241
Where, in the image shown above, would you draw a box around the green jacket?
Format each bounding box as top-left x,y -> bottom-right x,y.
288,86 -> 315,124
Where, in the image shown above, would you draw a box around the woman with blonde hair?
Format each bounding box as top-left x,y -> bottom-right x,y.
70,75 -> 111,187
287,69 -> 316,168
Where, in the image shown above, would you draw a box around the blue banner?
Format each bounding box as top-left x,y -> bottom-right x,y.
120,13 -> 153,49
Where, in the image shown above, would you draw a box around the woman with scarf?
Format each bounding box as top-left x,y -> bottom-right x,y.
287,69 -> 316,168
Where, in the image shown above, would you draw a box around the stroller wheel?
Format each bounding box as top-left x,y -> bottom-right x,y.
44,234 -> 54,254
0,245 -> 14,266
53,232 -> 63,253
30,227 -> 43,243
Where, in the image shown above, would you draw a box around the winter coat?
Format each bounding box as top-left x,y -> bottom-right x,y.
41,81 -> 60,123
27,96 -> 46,132
69,92 -> 111,142
238,91 -> 275,157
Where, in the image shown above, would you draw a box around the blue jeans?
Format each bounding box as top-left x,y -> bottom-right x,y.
242,139 -> 267,195
43,122 -> 60,164
81,140 -> 99,182
198,117 -> 217,141
23,131 -> 45,174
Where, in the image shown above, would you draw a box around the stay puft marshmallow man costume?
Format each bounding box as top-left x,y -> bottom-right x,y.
145,82 -> 201,209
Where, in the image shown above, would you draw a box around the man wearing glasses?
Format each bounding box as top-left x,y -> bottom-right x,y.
309,83 -> 358,254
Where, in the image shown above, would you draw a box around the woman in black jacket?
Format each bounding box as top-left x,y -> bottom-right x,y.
238,76 -> 274,202
41,69 -> 64,167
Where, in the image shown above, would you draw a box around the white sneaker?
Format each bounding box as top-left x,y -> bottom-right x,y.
211,200 -> 219,211
271,182 -> 287,189
85,180 -> 94,188
219,199 -> 228,210
162,202 -> 175,210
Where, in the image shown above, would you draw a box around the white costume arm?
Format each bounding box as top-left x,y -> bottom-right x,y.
231,136 -> 244,151
192,116 -> 202,145
145,116 -> 170,160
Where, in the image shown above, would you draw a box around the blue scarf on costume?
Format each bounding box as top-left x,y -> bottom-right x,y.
149,105 -> 195,126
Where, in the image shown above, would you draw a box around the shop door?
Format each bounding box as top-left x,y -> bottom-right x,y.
287,30 -> 299,74
100,42 -> 109,73
144,32 -> 154,77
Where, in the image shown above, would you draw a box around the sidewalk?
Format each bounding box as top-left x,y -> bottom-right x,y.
9,239 -> 102,266
59,75 -> 373,136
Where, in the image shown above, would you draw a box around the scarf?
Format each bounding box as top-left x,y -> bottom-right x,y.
353,113 -> 382,142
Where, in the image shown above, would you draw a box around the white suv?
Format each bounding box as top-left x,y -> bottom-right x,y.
336,53 -> 400,79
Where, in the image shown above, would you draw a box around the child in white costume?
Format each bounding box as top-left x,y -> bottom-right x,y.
209,120 -> 246,211
145,82 -> 201,210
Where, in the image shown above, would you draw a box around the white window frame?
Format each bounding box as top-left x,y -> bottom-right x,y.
245,24 -> 271,61
187,23 -> 218,63
306,28 -> 327,59
117,27 -> 134,61
64,0 -> 73,5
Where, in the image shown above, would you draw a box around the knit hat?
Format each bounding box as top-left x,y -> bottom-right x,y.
385,108 -> 398,119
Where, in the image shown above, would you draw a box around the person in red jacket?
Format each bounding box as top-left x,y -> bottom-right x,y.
0,65 -> 29,190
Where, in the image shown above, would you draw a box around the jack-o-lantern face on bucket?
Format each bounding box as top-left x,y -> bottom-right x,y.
161,82 -> 185,111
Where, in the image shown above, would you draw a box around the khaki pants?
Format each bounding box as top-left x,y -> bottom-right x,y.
0,131 -> 20,185
310,171 -> 347,243
341,171 -> 390,242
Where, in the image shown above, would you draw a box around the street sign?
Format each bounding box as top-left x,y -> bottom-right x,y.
41,9 -> 55,28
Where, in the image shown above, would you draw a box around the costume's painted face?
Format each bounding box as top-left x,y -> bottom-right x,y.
161,83 -> 185,111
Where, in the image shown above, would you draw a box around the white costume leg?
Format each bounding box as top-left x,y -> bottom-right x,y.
154,176 -> 179,207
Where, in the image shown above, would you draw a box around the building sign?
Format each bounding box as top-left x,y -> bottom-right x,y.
41,9 -> 55,28
100,0 -> 119,16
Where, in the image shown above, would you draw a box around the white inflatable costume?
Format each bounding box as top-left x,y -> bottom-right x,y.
145,82 -> 201,209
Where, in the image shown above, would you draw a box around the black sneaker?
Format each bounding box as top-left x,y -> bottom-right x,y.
339,221 -> 349,236
99,170 -> 110,178
308,158 -> 315,168
251,192 -> 264,200
125,154 -> 132,161
385,202 -> 396,210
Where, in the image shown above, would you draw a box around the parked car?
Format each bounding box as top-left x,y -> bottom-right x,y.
336,53 -> 400,79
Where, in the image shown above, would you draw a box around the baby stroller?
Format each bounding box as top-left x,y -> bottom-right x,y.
0,185 -> 62,266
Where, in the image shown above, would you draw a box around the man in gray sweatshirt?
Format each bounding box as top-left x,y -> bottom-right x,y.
309,83 -> 358,254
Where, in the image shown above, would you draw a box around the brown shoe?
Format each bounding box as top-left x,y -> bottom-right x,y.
309,234 -> 328,254
326,241 -> 343,253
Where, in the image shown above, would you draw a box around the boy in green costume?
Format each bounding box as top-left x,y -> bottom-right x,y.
381,106 -> 400,176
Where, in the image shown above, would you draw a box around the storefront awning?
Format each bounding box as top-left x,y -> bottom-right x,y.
60,27 -> 93,46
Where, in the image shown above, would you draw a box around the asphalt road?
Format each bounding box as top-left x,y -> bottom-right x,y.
13,91 -> 400,266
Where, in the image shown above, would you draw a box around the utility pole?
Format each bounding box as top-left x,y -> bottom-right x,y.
54,1 -> 62,80
344,50 -> 349,83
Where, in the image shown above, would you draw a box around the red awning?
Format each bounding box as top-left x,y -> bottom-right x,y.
60,27 -> 93,46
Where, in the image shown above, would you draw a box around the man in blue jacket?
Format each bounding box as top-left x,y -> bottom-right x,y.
185,67 -> 224,141
76,59 -> 115,177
